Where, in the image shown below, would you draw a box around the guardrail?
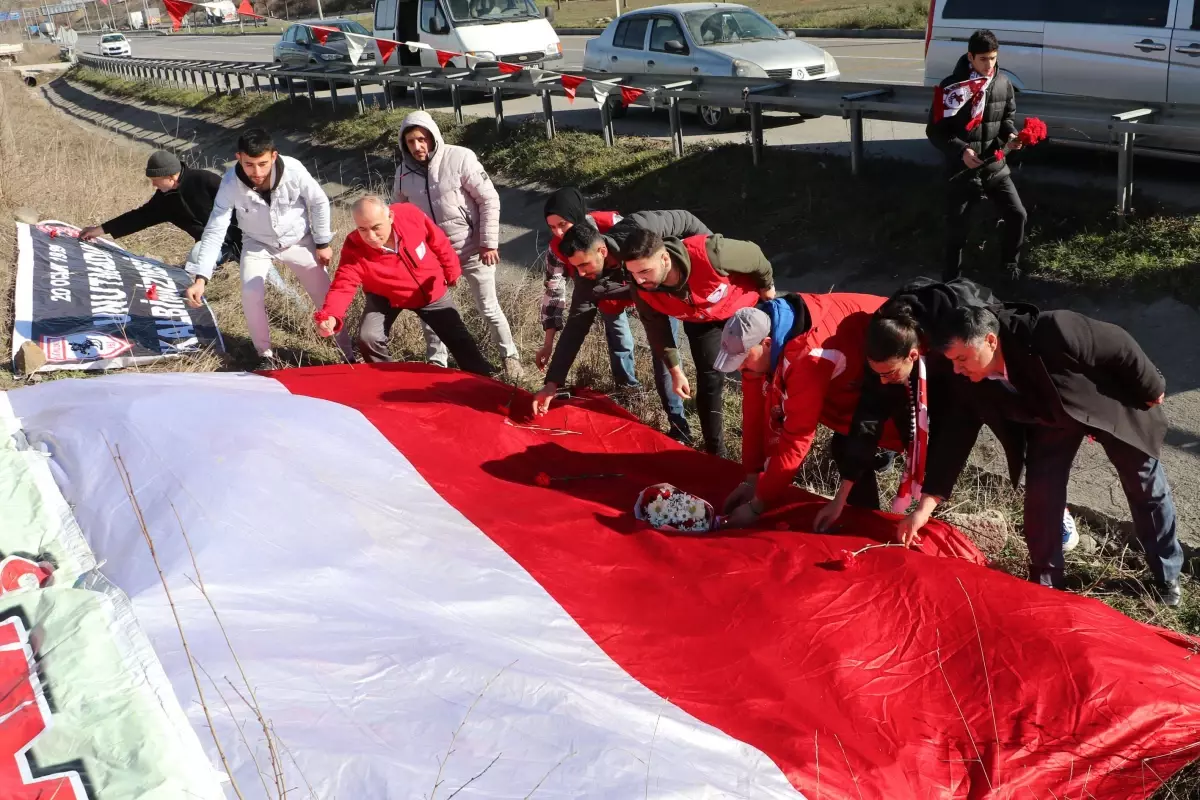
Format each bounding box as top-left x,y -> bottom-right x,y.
75,52 -> 1200,222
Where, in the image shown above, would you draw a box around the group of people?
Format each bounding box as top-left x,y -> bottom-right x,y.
81,30 -> 1181,607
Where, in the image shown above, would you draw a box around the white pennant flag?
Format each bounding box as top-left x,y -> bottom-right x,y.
592,83 -> 612,105
345,32 -> 368,66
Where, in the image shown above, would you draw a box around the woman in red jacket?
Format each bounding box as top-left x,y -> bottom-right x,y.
315,196 -> 494,375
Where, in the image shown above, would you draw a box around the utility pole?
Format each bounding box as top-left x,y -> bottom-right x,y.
315,0 -> 322,18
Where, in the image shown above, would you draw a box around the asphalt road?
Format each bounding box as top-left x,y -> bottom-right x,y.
75,33 -> 933,154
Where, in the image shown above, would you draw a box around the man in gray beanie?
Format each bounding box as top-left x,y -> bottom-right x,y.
81,150 -> 241,270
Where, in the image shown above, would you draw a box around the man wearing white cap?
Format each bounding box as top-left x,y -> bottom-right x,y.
717,292 -> 905,529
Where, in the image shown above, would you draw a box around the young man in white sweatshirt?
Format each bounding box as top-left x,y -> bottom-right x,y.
185,128 -> 352,367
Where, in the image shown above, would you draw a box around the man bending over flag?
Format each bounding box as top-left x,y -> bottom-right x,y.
715,292 -> 905,529
927,29 -> 1028,282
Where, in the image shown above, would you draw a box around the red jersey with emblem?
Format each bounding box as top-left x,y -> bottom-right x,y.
742,293 -> 905,506
637,235 -> 760,323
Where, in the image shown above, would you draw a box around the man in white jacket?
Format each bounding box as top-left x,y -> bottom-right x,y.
392,111 -> 522,379
185,128 -> 352,366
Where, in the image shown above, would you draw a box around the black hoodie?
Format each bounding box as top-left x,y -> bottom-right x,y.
926,54 -> 1018,185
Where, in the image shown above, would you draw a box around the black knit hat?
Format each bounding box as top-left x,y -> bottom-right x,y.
543,187 -> 588,227
145,150 -> 182,178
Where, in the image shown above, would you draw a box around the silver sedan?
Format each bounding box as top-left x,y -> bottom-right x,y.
583,2 -> 840,130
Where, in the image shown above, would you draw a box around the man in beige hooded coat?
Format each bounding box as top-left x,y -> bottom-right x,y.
392,111 -> 521,378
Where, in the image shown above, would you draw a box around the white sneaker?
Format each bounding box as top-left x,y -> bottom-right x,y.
1062,508 -> 1079,553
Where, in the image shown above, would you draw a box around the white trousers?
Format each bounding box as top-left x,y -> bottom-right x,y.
240,235 -> 352,359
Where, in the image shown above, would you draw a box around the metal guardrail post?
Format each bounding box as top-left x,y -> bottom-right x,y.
236,72 -> 246,93
414,81 -> 425,110
1111,108 -> 1153,225
286,76 -> 295,104
328,79 -> 338,115
383,80 -> 394,111
849,109 -> 864,176
307,78 -> 316,110
450,83 -> 464,123
668,96 -> 683,157
269,75 -> 279,100
749,102 -> 764,166
492,86 -> 504,132
541,88 -> 555,140
354,79 -> 365,115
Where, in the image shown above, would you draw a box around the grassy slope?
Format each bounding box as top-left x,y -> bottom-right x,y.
8,69 -> 1200,797
543,0 -> 929,29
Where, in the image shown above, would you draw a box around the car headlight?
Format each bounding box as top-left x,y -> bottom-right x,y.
545,42 -> 562,56
731,58 -> 765,78
466,50 -> 496,62
318,53 -> 343,61
824,51 -> 838,74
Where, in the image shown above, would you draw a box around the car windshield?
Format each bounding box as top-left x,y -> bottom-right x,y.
319,20 -> 372,40
445,0 -> 540,24
683,8 -> 785,45
101,34 -> 125,42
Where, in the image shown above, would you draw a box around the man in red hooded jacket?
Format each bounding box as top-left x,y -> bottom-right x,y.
717,293 -> 905,528
315,196 -> 494,375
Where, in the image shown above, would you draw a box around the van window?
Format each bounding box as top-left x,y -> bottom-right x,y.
942,0 -> 1042,22
613,16 -> 649,49
420,0 -> 447,32
1046,0 -> 1169,27
375,0 -> 398,29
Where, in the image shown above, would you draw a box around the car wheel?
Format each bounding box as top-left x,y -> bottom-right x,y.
274,61 -> 289,88
699,105 -> 736,132
388,82 -> 409,102
608,94 -> 627,119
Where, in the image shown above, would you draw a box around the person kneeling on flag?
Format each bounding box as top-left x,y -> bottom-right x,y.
314,195 -> 495,376
716,292 -> 905,529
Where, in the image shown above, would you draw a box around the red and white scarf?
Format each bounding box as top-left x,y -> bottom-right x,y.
933,71 -> 992,132
892,356 -> 929,514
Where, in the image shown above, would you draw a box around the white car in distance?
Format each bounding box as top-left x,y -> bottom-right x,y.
99,33 -> 131,57
583,2 -> 839,130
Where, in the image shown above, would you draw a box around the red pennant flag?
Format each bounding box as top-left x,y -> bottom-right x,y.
236,0 -> 263,18
162,0 -> 193,31
497,62 -> 523,74
99,0 -> 108,5
561,74 -> 585,103
620,86 -> 644,107
146,283 -> 159,301
376,39 -> 397,65
312,26 -> 336,45
435,50 -> 455,68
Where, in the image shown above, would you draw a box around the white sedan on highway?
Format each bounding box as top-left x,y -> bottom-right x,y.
98,32 -> 132,57
584,2 -> 839,130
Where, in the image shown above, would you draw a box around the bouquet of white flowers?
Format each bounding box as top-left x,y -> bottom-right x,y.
634,484 -> 719,533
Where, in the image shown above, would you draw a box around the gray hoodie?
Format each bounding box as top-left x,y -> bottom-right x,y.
391,111 -> 500,260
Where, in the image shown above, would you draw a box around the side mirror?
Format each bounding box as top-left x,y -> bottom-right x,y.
430,17 -> 447,34
786,30 -> 796,38
664,38 -> 686,54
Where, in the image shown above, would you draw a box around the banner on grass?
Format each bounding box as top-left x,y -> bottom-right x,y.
12,221 -> 223,373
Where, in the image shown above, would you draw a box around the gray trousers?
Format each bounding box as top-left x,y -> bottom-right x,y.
423,255 -> 518,365
358,292 -> 494,376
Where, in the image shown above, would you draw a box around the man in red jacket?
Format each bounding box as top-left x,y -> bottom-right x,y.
716,293 -> 905,528
314,196 -> 494,375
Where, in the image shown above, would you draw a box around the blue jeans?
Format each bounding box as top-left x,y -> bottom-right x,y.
602,311 -> 690,440
1024,422 -> 1184,589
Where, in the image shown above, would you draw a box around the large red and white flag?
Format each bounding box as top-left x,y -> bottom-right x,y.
6,364 -> 1200,798
933,74 -> 992,130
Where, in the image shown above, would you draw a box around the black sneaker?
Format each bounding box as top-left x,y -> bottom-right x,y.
254,354 -> 284,372
873,450 -> 896,474
1157,578 -> 1183,608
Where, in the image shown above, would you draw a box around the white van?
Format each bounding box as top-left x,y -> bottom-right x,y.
925,0 -> 1200,104
373,0 -> 563,70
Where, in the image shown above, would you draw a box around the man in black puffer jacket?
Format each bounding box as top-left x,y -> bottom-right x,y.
927,30 -> 1028,282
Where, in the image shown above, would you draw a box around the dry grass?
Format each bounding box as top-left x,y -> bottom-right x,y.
541,0 -> 928,29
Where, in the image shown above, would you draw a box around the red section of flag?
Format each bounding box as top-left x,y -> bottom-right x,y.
162,0 -> 193,31
146,283 -> 159,301
561,73 -> 585,103
273,362 -> 1200,800
497,62 -> 523,74
620,86 -> 644,107
311,25 -> 335,45
436,50 -> 455,68
236,0 -> 263,18
376,38 -> 397,65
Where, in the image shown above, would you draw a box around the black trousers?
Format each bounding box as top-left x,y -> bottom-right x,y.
829,433 -> 882,510
683,319 -> 728,457
943,174 -> 1028,281
357,292 -> 495,376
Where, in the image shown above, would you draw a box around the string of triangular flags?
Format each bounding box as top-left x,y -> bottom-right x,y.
156,0 -> 648,107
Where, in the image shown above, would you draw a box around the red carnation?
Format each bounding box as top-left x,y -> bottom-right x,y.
836,549 -> 858,570
535,472 -> 552,487
146,283 -> 159,301
994,149 -> 1005,161
49,229 -> 58,238
1018,116 -> 1048,147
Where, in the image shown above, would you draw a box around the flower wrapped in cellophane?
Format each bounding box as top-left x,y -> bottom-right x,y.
634,484 -> 719,533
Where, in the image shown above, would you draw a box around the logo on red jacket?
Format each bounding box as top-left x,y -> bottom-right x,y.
41,332 -> 133,363
706,284 -> 729,304
0,614 -> 89,799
